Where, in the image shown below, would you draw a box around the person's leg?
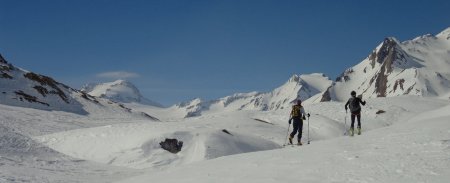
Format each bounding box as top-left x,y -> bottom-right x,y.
297,120 -> 303,143
357,113 -> 362,135
350,113 -> 356,135
350,113 -> 355,128
290,119 -> 299,143
357,114 -> 361,128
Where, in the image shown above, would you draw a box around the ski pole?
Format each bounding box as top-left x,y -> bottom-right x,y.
307,113 -> 310,144
283,122 -> 291,146
344,110 -> 347,135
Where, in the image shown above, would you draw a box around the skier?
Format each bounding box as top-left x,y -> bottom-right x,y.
344,91 -> 366,136
288,99 -> 308,145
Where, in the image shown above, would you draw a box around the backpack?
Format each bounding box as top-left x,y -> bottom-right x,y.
349,97 -> 361,112
291,105 -> 302,117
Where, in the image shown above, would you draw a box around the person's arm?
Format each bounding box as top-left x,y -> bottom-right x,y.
300,107 -> 306,116
360,98 -> 366,106
300,107 -> 306,120
345,100 -> 349,111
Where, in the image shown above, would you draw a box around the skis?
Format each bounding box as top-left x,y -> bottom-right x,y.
283,143 -> 303,147
346,128 -> 362,137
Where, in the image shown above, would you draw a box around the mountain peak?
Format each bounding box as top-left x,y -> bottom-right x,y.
82,80 -> 163,107
0,54 -> 7,64
111,79 -> 129,85
436,27 -> 450,40
288,74 -> 300,82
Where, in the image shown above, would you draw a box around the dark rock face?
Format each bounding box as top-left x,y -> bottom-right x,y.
14,90 -> 50,106
0,54 -> 14,79
1,72 -> 13,79
393,79 -> 405,92
160,138 -> 183,154
367,38 -> 408,97
23,72 -> 69,103
320,86 -> 332,102
0,54 -> 7,64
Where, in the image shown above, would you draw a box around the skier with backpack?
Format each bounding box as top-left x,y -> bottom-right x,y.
345,91 -> 366,136
288,99 -> 309,145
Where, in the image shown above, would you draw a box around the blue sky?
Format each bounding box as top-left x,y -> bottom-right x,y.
1,0 -> 450,105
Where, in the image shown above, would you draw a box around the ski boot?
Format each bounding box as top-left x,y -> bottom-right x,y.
357,127 -> 361,135
349,127 -> 354,136
297,141 -> 303,146
288,136 -> 293,145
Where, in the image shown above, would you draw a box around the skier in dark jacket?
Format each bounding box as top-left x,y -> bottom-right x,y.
288,99 -> 309,145
345,91 -> 366,136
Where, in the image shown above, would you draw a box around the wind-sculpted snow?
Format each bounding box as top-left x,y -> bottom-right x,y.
0,119 -> 138,183
36,118 -> 281,169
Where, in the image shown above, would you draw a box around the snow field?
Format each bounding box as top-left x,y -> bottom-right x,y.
119,99 -> 450,183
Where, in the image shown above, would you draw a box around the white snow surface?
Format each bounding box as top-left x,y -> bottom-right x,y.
3,95 -> 450,182
118,96 -> 450,183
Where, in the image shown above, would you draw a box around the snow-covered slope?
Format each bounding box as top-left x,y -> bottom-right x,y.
168,73 -> 332,118
0,54 -> 156,119
3,90 -> 450,182
82,80 -> 163,107
323,27 -> 450,101
0,54 -> 87,114
119,97 -> 450,183
0,105 -> 141,182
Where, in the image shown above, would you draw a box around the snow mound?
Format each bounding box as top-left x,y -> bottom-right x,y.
36,123 -> 280,169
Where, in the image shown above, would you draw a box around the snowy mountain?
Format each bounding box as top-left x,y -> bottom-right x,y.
168,26 -> 450,117
322,27 -> 450,101
2,28 -> 450,183
0,54 -> 156,119
171,73 -> 332,117
119,28 -> 450,120
82,80 -> 163,107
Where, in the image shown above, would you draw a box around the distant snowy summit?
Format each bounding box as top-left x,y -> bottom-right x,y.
82,80 -> 163,107
321,27 -> 450,101
172,73 -> 332,117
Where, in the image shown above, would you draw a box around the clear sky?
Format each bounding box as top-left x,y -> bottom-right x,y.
1,0 -> 450,105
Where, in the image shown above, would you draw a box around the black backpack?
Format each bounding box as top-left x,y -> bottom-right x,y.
349,97 -> 361,112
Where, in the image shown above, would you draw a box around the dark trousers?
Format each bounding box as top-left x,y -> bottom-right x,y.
351,110 -> 361,128
290,117 -> 303,141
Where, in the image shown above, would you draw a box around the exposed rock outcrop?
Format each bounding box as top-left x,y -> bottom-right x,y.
160,138 -> 183,154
